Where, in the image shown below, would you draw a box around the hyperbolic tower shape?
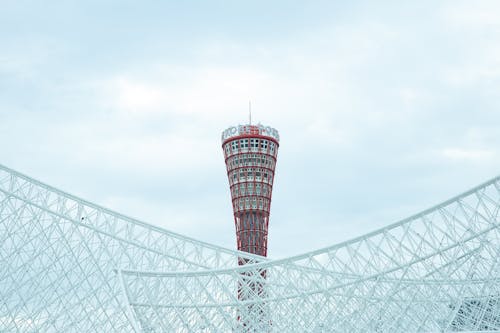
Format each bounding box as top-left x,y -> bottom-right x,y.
222,123 -> 280,257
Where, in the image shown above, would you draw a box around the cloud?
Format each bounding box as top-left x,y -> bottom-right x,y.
111,77 -> 165,112
441,148 -> 496,161
1,1 -> 499,257
93,66 -> 284,120
441,0 -> 500,30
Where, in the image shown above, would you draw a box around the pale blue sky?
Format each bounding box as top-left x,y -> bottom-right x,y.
1,1 -> 499,257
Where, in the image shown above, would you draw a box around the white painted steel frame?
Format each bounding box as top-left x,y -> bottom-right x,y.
120,175 -> 500,332
0,163 -> 499,332
0,164 -> 259,333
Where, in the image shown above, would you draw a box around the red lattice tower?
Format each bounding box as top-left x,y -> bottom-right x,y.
221,123 -> 279,259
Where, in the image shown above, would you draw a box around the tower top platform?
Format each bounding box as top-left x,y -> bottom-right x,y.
221,123 -> 280,144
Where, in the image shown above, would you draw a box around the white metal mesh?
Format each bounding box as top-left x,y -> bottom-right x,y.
0,163 -> 499,332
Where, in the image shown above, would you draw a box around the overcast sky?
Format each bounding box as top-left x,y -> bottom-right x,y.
1,0 -> 499,258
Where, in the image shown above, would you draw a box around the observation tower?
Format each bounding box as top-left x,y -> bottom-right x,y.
221,123 -> 279,258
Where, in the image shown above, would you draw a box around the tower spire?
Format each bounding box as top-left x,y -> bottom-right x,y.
249,100 -> 252,125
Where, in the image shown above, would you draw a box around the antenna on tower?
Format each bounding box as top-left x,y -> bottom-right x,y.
249,100 -> 252,125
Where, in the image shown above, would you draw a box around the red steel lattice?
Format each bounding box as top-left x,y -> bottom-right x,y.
222,124 -> 279,258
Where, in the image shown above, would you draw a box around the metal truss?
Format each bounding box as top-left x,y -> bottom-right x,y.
0,164 -> 259,332
120,175 -> 500,332
0,163 -> 499,332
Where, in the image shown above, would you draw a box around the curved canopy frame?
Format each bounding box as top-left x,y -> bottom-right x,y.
0,163 -> 498,332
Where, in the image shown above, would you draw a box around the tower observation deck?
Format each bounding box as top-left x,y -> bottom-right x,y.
221,123 -> 279,258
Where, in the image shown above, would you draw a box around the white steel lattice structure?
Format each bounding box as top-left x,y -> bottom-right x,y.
1,162 -> 499,332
